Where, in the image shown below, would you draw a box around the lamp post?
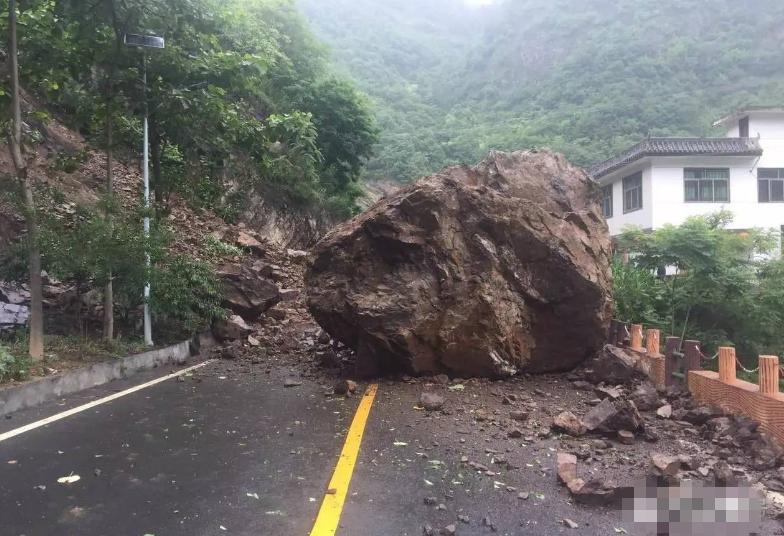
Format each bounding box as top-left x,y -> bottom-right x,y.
124,33 -> 164,347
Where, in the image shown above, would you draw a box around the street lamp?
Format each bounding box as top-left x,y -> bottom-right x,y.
124,33 -> 164,347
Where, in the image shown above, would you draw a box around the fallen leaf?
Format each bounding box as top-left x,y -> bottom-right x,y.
614,529 -> 628,534
246,492 -> 259,500
447,384 -> 465,391
57,474 -> 81,484
393,441 -> 408,446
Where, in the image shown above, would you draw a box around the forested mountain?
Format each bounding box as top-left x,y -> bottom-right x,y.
299,0 -> 784,182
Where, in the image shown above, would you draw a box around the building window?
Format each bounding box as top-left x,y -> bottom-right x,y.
684,168 -> 729,202
758,168 -> 784,202
739,116 -> 749,138
601,184 -> 613,218
623,172 -> 643,213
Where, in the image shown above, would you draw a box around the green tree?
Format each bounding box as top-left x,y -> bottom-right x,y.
616,213 -> 781,357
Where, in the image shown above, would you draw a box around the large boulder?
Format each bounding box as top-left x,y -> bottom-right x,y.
216,264 -> 280,322
306,150 -> 613,377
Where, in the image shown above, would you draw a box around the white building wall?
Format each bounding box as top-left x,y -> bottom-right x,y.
603,162 -> 653,236
749,113 -> 784,169
646,156 -> 782,231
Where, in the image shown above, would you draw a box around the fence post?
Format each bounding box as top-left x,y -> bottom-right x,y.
664,336 -> 680,386
759,356 -> 780,395
718,347 -> 737,383
630,324 -> 643,351
645,329 -> 660,355
683,340 -> 701,373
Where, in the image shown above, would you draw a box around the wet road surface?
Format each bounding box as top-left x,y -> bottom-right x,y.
1,361 -> 357,536
2,361 -> 782,536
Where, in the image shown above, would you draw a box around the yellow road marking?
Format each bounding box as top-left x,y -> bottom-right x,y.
310,383 -> 379,536
0,360 -> 214,443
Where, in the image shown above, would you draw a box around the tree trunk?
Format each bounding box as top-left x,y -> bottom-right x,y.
8,0 -> 44,361
103,0 -> 122,343
103,102 -> 114,342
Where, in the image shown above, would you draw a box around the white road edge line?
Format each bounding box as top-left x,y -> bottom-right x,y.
0,359 -> 215,443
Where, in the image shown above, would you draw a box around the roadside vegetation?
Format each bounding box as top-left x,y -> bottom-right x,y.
613,212 -> 784,364
0,0 -> 378,363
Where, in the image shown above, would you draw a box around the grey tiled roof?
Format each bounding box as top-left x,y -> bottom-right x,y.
589,137 -> 763,179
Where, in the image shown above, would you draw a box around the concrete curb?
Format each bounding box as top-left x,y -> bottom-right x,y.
0,339 -> 197,416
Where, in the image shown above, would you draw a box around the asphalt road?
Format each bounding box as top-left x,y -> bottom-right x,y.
2,361 -> 782,536
0,361 -> 357,536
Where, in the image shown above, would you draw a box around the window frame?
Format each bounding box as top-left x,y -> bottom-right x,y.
622,171 -> 643,214
758,168 -> 784,203
683,168 -> 730,203
600,184 -> 613,219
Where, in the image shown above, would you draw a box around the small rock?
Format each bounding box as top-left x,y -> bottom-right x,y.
283,378 -> 303,387
508,428 -> 523,439
317,330 -> 331,344
419,392 -> 445,411
518,491 -> 529,500
424,496 -> 438,505
279,288 -> 300,302
510,410 -> 529,422
572,380 -> 593,390
563,518 -> 579,529
582,399 -> 643,433
557,452 -> 578,485
457,514 -> 470,524
656,404 -> 672,419
334,379 -> 358,396
617,430 -> 635,445
247,335 -> 260,347
681,406 -> 720,425
713,460 -> 737,487
564,475 -> 619,506
481,516 -> 496,531
441,524 -> 456,536
286,248 -> 308,259
650,453 -> 682,477
552,411 -> 586,437
630,381 -> 659,411
595,386 -> 622,400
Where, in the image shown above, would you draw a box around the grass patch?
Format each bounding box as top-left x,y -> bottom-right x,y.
0,334 -> 149,383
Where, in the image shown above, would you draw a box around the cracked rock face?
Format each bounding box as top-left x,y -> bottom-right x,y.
305,150 -> 613,377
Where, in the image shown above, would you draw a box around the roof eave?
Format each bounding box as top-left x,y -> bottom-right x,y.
590,149 -> 763,180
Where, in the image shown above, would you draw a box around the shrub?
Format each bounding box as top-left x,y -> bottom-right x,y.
151,256 -> 226,332
0,344 -> 29,382
615,212 -> 782,358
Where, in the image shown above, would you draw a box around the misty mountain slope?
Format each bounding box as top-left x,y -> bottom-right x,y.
300,0 -> 784,181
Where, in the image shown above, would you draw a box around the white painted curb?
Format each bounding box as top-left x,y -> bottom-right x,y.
0,339 -> 194,416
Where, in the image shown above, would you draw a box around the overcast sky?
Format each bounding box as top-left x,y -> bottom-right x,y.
463,0 -> 497,6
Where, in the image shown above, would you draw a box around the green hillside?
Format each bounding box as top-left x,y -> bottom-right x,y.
300,0 -> 784,181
